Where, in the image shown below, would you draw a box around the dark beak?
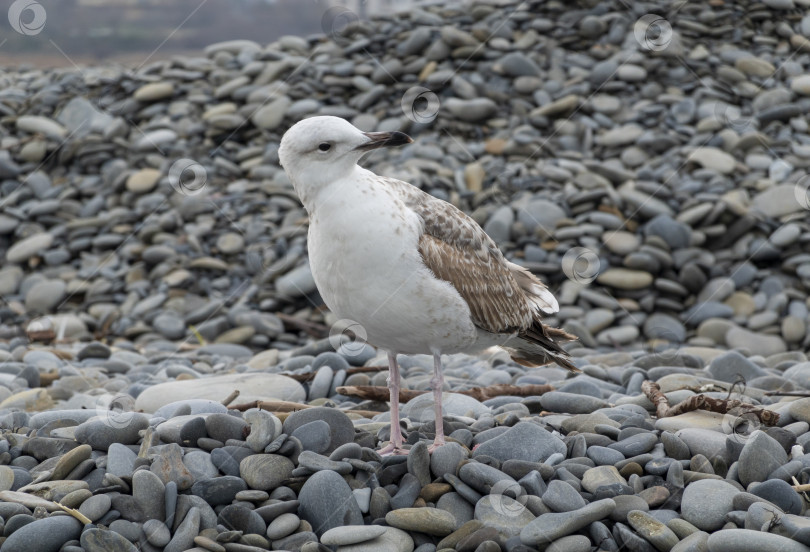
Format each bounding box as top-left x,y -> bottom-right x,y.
355,131 -> 413,151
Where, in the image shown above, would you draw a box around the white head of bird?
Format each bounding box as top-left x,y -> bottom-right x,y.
278,116 -> 412,207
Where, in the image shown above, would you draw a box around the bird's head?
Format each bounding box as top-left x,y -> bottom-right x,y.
279,116 -> 412,197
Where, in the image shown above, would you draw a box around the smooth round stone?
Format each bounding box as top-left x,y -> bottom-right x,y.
737,431 -> 788,487
610,495 -> 650,522
627,509 -> 680,551
407,441 -> 431,486
126,168 -> 161,193
675,427 -> 728,462
783,316 -> 806,342
681,479 -> 740,531
151,443 -> 194,491
211,446 -> 252,477
308,365 -> 334,400
581,466 -> 627,493
218,504 -> 265,535
78,494 -> 112,522
291,420 -> 331,453
152,313 -> 186,340
251,96 -> 292,129
182,450 -> 218,481
134,82 -> 174,101
443,98 -> 497,123
472,422 -> 565,463
74,414 -> 150,451
725,328 -> 787,357
706,529 -> 810,552
133,469 -> 167,521
297,450 -> 352,475
244,410 -> 280,452
298,470 -> 363,536
437,492 -> 474,529
156,415 -> 207,446
596,268 -> 654,290
190,476 -> 247,507
538,392 -> 609,415
216,232 -> 245,254
587,446 -> 625,466
240,454 -> 294,491
404,392 -> 490,420
135,373 -> 305,413
459,462 -> 517,496
707,351 -> 767,383
475,494 -> 535,538
6,232 -> 53,263
321,524 -> 387,546
542,480 -> 586,512
788,398 -> 810,425
546,535 -> 592,552
749,479 -> 803,515
596,326 -> 640,345
24,279 -> 66,312
334,527 -> 413,552
688,147 -> 736,174
204,413 -> 249,442
143,519 -> 172,547
283,407 -> 354,454
166,506 -> 200,551
608,433 -> 658,457
520,499 -> 616,546
235,490 -> 269,503
81,527 -> 139,552
266,513 -> 300,540
386,507 -> 456,537
2,515 -> 82,552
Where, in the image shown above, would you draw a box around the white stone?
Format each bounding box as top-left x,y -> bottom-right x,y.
134,373 -> 305,413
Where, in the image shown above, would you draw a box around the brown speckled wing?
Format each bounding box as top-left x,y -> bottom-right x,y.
380,177 -> 534,334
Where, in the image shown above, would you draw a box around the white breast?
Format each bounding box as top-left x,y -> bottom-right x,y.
306,169 -> 479,354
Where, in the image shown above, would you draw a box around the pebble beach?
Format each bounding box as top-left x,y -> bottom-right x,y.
1,0 -> 810,551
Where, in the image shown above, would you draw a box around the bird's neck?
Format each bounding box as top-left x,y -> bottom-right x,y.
293,164 -> 370,216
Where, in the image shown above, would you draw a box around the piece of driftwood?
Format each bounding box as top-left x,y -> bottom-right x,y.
281,365 -> 387,383
641,380 -> 780,426
221,390 -> 240,406
765,390 -> 810,397
228,399 -> 381,419
276,313 -> 330,338
336,383 -> 555,403
39,371 -> 60,387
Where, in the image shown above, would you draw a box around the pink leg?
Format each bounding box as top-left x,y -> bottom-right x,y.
428,352 -> 446,453
379,352 -> 407,456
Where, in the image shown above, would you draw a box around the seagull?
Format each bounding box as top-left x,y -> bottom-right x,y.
279,116 -> 577,454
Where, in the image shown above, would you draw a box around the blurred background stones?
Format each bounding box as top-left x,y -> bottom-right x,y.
0,0 -> 809,551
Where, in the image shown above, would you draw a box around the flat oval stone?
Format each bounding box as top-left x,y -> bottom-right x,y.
321,524 -> 387,546
386,507 -> 457,536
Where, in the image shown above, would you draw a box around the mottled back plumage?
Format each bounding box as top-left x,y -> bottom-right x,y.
380,176 -> 577,371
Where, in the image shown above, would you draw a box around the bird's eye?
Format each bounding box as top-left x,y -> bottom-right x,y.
318,142 -> 331,152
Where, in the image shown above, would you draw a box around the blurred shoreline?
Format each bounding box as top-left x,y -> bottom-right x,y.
0,0 -> 416,69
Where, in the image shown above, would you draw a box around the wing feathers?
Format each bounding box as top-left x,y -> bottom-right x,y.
380,176 -> 575,370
